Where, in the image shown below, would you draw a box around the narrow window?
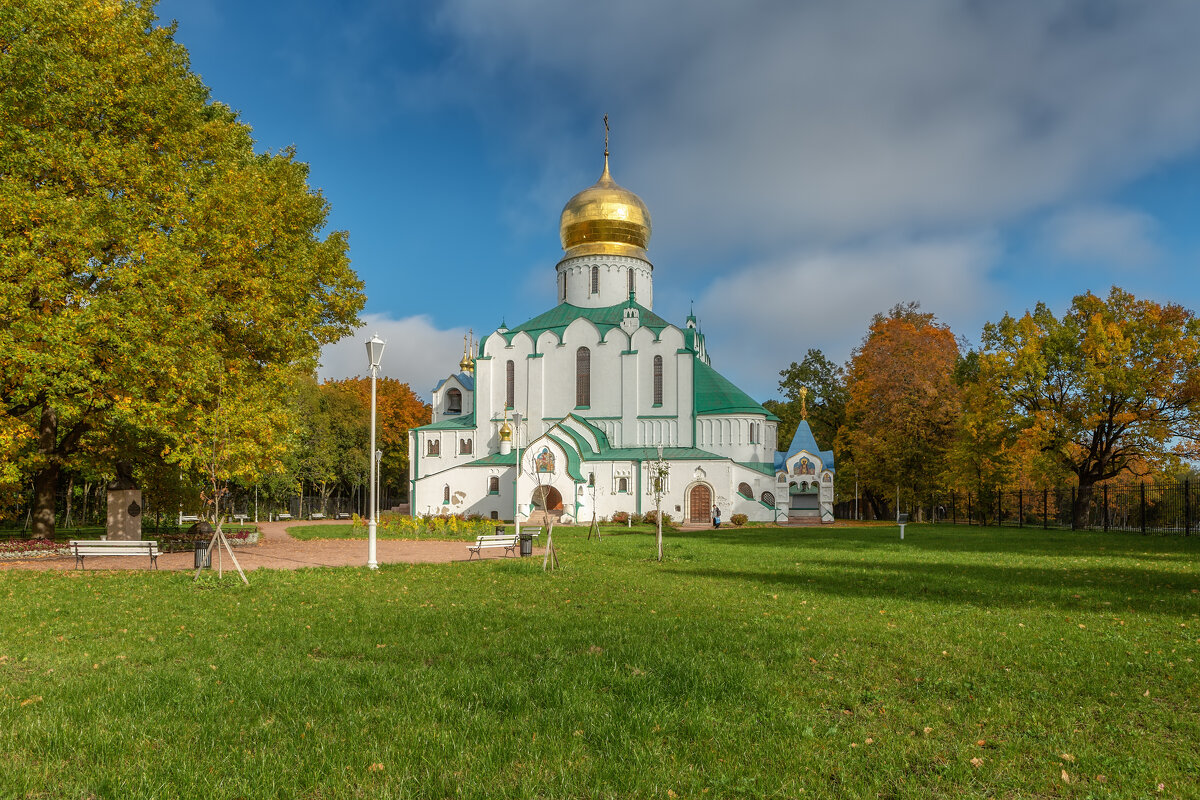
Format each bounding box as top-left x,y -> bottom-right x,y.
618,477 -> 628,493
627,268 -> 634,297
653,355 -> 663,405
459,438 -> 472,455
506,360 -> 515,409
446,388 -> 462,414
576,347 -> 591,407
488,476 -> 499,494
559,272 -> 566,302
588,473 -> 595,487
443,485 -> 450,504
427,439 -> 439,456
590,266 -> 599,295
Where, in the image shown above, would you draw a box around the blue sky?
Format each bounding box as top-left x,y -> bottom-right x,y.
157,0 -> 1200,400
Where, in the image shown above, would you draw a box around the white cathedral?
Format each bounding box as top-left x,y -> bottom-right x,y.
409,148 -> 834,525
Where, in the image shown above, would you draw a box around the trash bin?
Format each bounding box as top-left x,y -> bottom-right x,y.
519,532 -> 533,557
194,538 -> 212,569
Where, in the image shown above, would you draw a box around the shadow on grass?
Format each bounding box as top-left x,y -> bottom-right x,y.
685,524 -> 1200,561
661,554 -> 1199,615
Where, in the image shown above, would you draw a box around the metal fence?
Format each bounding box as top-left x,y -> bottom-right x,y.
883,479 -> 1198,534
3,481 -> 402,534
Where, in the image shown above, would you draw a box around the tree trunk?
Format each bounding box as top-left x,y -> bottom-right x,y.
63,474 -> 75,528
1074,479 -> 1095,530
31,404 -> 59,539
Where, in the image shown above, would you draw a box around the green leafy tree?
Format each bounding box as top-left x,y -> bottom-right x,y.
766,348 -> 847,455
977,287 -> 1200,527
0,0 -> 363,535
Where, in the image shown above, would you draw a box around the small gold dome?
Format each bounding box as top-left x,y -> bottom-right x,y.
499,420 -> 513,442
459,352 -> 474,374
559,156 -> 651,259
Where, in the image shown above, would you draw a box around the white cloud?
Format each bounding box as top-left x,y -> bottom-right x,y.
1041,205 -> 1161,268
422,0 -> 1200,257
318,313 -> 467,394
695,234 -> 999,398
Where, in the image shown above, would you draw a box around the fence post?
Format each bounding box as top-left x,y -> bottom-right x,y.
1019,488 -> 1024,528
1071,486 -> 1076,531
1140,481 -> 1146,535
1103,484 -> 1109,532
1186,478 -> 1192,536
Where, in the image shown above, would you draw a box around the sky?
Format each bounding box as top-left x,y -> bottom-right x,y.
156,0 -> 1200,401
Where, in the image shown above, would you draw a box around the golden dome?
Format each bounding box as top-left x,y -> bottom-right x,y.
559,155 -> 651,259
499,420 -> 513,442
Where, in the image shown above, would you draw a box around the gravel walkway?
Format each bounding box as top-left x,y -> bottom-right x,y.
0,520 -> 538,573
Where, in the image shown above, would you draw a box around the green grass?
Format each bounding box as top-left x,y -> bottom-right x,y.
1,525 -> 1197,798
285,522 -> 667,542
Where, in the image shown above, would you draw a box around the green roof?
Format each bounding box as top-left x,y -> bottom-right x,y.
504,301 -> 671,345
693,359 -> 779,420
468,451 -> 517,467
413,411 -> 475,431
737,461 -> 776,477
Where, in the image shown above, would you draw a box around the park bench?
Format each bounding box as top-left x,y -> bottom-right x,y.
310,512 -> 325,520
276,512 -> 292,521
336,512 -> 351,520
466,533 -> 519,560
180,514 -> 200,524
70,540 -> 160,570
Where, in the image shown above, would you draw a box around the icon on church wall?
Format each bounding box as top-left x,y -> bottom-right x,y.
795,458 -> 814,475
535,447 -> 555,474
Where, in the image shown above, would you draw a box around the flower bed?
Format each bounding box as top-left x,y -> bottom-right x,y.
0,539 -> 70,560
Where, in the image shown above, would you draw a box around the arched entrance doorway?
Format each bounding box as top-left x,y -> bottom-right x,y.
531,486 -> 563,512
688,484 -> 712,524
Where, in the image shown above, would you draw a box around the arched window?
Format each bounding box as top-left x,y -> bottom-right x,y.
761,491 -> 775,507
652,355 -> 663,405
446,388 -> 462,414
591,266 -> 599,294
443,485 -> 450,504
576,347 -> 591,407
618,477 -> 628,493
588,472 -> 595,487
459,438 -> 472,455
505,360 -> 515,409
488,476 -> 499,494
559,272 -> 566,302
627,268 -> 635,296
490,511 -> 499,520
738,483 -> 753,498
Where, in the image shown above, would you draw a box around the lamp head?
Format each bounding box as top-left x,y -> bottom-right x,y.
365,333 -> 386,369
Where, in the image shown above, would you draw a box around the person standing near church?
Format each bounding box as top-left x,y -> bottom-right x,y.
712,506 -> 721,529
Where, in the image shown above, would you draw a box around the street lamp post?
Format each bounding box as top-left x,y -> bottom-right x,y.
375,448 -> 383,525
365,333 -> 386,570
513,412 -> 522,539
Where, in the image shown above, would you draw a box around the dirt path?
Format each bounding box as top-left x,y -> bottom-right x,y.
0,519 -> 539,573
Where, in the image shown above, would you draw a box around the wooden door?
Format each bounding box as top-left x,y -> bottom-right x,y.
689,484 -> 712,523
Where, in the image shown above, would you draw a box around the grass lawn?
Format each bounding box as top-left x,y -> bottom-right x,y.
1,524 -> 1197,798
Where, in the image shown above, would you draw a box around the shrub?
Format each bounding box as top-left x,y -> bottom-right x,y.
629,513 -> 643,525
611,511 -> 630,524
643,511 -> 673,527
730,513 -> 748,527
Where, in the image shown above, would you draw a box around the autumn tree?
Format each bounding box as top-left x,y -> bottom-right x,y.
976,287 -> 1200,528
837,303 -> 961,519
329,377 -> 430,501
0,0 -> 364,535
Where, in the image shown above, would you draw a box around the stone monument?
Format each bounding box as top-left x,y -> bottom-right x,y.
106,464 -> 142,541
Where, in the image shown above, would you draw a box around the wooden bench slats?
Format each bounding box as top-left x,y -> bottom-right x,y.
69,540 -> 160,570
467,534 -> 519,560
